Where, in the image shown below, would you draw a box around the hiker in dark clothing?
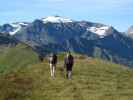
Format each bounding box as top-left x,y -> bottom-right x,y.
49,53 -> 57,78
64,52 -> 74,79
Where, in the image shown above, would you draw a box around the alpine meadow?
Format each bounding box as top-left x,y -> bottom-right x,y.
0,0 -> 133,100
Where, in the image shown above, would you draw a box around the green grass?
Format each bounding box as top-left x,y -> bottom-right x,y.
0,46 -> 133,100
0,43 -> 39,73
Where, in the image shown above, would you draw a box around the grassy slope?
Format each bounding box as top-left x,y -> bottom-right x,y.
0,43 -> 39,73
0,49 -> 133,100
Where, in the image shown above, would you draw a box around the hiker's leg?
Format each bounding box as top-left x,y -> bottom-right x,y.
53,65 -> 56,78
66,64 -> 72,79
50,64 -> 53,77
68,71 -> 72,79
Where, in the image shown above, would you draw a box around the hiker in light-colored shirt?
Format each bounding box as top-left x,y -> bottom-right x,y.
49,53 -> 57,78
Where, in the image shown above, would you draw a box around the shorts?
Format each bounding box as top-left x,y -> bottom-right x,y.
66,64 -> 73,71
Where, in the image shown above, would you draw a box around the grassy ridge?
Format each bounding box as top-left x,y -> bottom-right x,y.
0,46 -> 133,100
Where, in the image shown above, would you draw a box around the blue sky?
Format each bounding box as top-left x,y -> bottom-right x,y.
0,0 -> 133,32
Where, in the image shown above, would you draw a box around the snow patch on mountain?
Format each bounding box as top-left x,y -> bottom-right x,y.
9,25 -> 21,35
87,26 -> 112,38
9,22 -> 28,35
41,16 -> 73,23
17,22 -> 29,26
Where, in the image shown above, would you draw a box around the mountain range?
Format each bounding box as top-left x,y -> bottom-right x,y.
0,16 -> 133,67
